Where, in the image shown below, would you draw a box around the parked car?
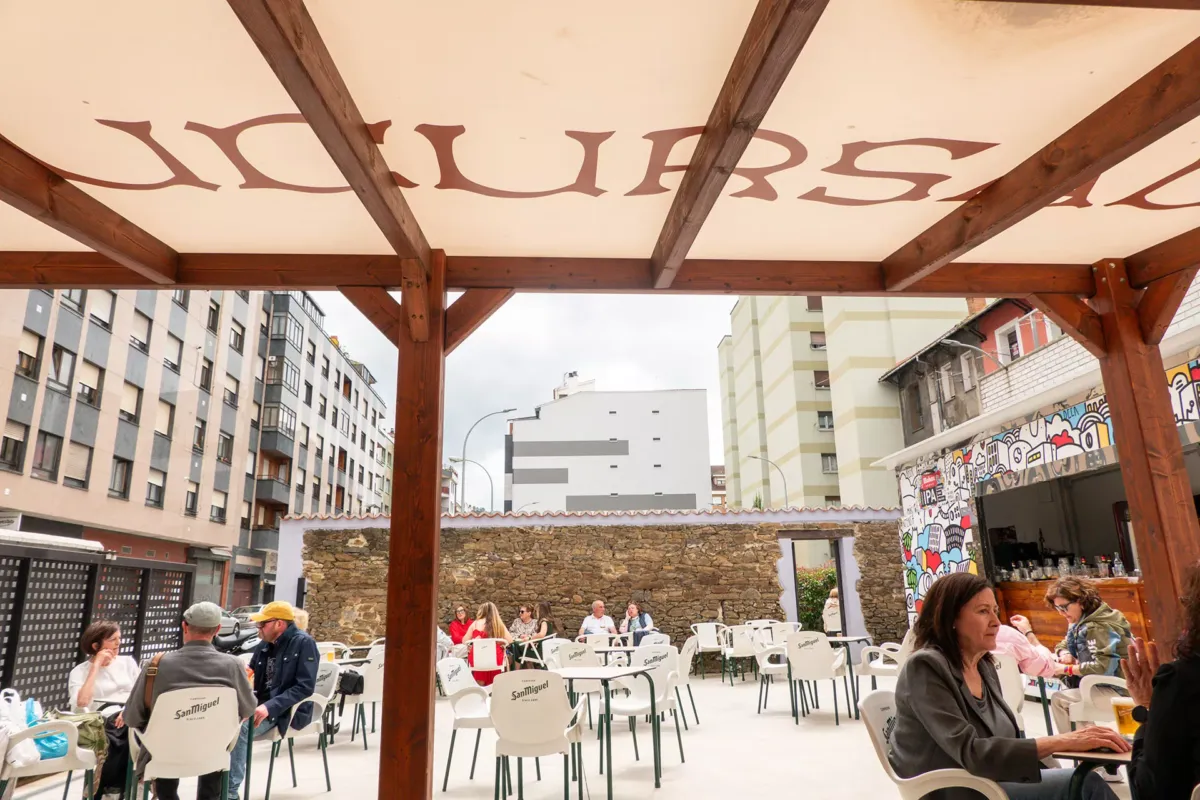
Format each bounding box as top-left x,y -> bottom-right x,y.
219,609 -> 240,637
230,604 -> 265,626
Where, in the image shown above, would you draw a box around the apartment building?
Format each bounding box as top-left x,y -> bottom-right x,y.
0,288 -> 394,609
718,295 -> 969,510
505,373 -> 710,512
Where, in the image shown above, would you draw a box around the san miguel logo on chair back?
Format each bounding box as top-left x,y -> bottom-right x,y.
567,650 -> 585,662
511,680 -> 551,701
174,697 -> 220,720
644,652 -> 668,667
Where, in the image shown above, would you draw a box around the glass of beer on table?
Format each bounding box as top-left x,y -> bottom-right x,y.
1112,696 -> 1140,737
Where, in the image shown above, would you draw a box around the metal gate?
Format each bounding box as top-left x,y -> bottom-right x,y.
0,543 -> 195,710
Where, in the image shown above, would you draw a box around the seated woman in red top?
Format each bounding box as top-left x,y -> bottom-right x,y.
463,602 -> 512,686
448,605 -> 472,645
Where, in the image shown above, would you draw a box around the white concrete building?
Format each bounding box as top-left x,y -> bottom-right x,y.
504,374 -> 711,512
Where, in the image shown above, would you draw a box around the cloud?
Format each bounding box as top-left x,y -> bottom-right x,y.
310,291 -> 736,511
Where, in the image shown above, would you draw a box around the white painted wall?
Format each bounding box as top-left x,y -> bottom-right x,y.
509,388 -> 711,511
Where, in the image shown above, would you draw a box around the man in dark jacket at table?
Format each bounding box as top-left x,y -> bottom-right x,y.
226,601 -> 319,800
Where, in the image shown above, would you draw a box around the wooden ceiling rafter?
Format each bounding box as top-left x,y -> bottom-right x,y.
339,286 -> 404,343
1126,225 -> 1200,287
228,0 -> 433,340
881,35 -> 1200,291
997,1 -> 1200,8
648,0 -> 830,289
1138,267 -> 1198,344
0,136 -> 178,285
445,289 -> 515,355
1027,290 -> 1107,358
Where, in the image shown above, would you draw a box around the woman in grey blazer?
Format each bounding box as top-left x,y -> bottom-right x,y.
889,573 -> 1128,799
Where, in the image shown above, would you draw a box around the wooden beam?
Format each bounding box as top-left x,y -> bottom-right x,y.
339,287 -> 403,343
1093,258 -> 1200,642
881,36 -> 1200,291
380,249 -> 445,800
444,289 -> 515,355
1026,292 -> 1107,357
649,0 -> 829,288
228,0 -> 432,338
1126,225 -> 1200,288
998,1 -> 1200,8
1138,267 -> 1198,345
0,252 -> 1096,297
0,137 -> 177,285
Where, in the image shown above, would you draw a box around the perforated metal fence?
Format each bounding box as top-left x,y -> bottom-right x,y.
0,544 -> 194,710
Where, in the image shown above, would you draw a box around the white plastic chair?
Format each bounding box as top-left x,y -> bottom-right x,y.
859,690 -> 1009,799
689,622 -> 726,680
469,637 -> 510,680
1068,675 -> 1129,729
858,628 -> 916,690
343,643 -> 385,750
0,719 -> 98,800
541,637 -> 569,670
764,621 -> 803,645
316,641 -> 350,660
490,671 -> 586,800
554,642 -> 602,729
722,624 -> 758,684
786,631 -> 850,725
823,605 -> 842,634
261,664 -> 340,798
678,636 -> 701,725
607,646 -> 686,767
638,632 -> 670,647
753,637 -> 790,715
436,657 -> 493,792
993,653 -> 1027,734
128,687 -> 242,800
745,619 -> 778,629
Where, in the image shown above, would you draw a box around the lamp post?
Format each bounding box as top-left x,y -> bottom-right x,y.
460,407 -> 516,511
748,454 -> 789,509
516,502 -> 539,513
450,457 -> 494,512
938,338 -> 1006,370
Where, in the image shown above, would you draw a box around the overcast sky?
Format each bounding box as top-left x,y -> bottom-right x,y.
310,291 -> 736,512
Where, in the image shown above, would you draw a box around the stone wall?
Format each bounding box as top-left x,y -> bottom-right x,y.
304,522 -> 787,646
853,522 -> 910,644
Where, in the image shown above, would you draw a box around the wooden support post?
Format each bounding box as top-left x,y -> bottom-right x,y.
1092,258 -> 1200,641
379,250 -> 446,800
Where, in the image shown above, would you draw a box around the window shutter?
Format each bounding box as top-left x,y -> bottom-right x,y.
155,400 -> 173,436
4,421 -> 26,442
64,442 -> 90,481
148,468 -> 165,487
78,361 -> 100,390
212,490 -> 227,510
132,313 -> 151,343
87,290 -> 114,321
18,330 -> 39,356
225,374 -> 239,395
120,383 -> 140,417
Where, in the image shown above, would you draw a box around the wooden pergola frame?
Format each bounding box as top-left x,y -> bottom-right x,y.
3,1 -> 1200,797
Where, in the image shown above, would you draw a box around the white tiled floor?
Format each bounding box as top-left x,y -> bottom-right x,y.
21,671 -> 1131,800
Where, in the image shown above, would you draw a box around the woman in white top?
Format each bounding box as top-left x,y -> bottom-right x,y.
68,621 -> 140,719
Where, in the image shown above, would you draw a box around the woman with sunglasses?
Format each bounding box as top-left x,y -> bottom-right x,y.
1043,576 -> 1132,738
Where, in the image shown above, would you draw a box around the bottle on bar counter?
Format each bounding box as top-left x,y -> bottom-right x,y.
1097,556 -> 1111,579
1045,558 -> 1058,579
1112,552 -> 1127,578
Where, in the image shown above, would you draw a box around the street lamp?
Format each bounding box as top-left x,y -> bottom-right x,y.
748,454 -> 789,510
460,407 -> 516,511
450,457 -> 494,512
516,502 -> 539,513
938,338 -> 1006,370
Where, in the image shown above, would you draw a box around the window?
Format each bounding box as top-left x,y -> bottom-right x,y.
304,381 -> 313,406
340,412 -> 350,436
230,321 -> 245,353
297,467 -> 307,492
299,423 -> 310,447
155,399 -> 175,438
61,289 -> 85,314
259,307 -> 269,338
240,500 -> 251,530
335,369 -> 341,387
256,356 -> 266,382
207,300 -> 221,333
224,374 -> 240,407
352,423 -> 357,441
315,435 -> 324,460
997,322 -> 1022,365
815,370 -> 830,389
109,457 -> 132,499
821,453 -> 839,474
906,383 -> 924,431
172,289 -> 190,310
939,362 -> 955,400
17,330 -> 42,379
74,361 -> 102,407
270,313 -> 303,350
119,382 -> 142,423
337,448 -> 347,472
321,356 -> 330,378
807,295 -> 823,312
653,464 -> 662,468
318,394 -> 327,418
312,476 -> 321,498
360,432 -> 366,450
236,290 -> 250,301
610,464 -> 618,469
63,441 -> 92,489
817,410 -> 834,431
217,432 -> 234,463
131,312 -> 151,353
184,481 -> 198,516
651,409 -> 660,415
608,410 -> 616,415
353,389 -> 359,407
331,408 -> 338,427
261,404 -> 297,437
341,376 -> 351,399
652,437 -> 661,442
306,340 -> 316,365
246,451 -> 256,477
165,334 -> 183,373
210,490 -> 227,523
265,357 -> 300,394
1,421 -> 27,472
46,345 -> 75,393
30,431 -> 62,480
358,465 -> 364,483
960,353 -> 974,392
371,409 -> 377,427
199,358 -> 213,392
146,469 -> 165,508
252,401 -> 261,429
193,419 -> 207,452
825,496 -> 842,507
87,290 -> 115,328
810,331 -> 827,350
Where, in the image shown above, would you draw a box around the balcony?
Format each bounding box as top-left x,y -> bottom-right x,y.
250,526 -> 280,551
259,429 -> 295,458
255,476 -> 292,506
335,469 -> 347,489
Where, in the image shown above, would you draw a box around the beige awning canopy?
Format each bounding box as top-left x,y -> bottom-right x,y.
2,1 -> 1200,298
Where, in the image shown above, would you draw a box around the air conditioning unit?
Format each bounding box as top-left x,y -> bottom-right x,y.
268,356 -> 278,363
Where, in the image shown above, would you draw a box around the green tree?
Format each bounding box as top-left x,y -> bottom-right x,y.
795,565 -> 838,631
752,493 -> 764,510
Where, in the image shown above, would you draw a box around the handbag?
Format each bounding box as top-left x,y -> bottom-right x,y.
0,689 -> 40,768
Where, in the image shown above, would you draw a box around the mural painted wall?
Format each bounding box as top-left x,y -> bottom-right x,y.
897,357 -> 1200,626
